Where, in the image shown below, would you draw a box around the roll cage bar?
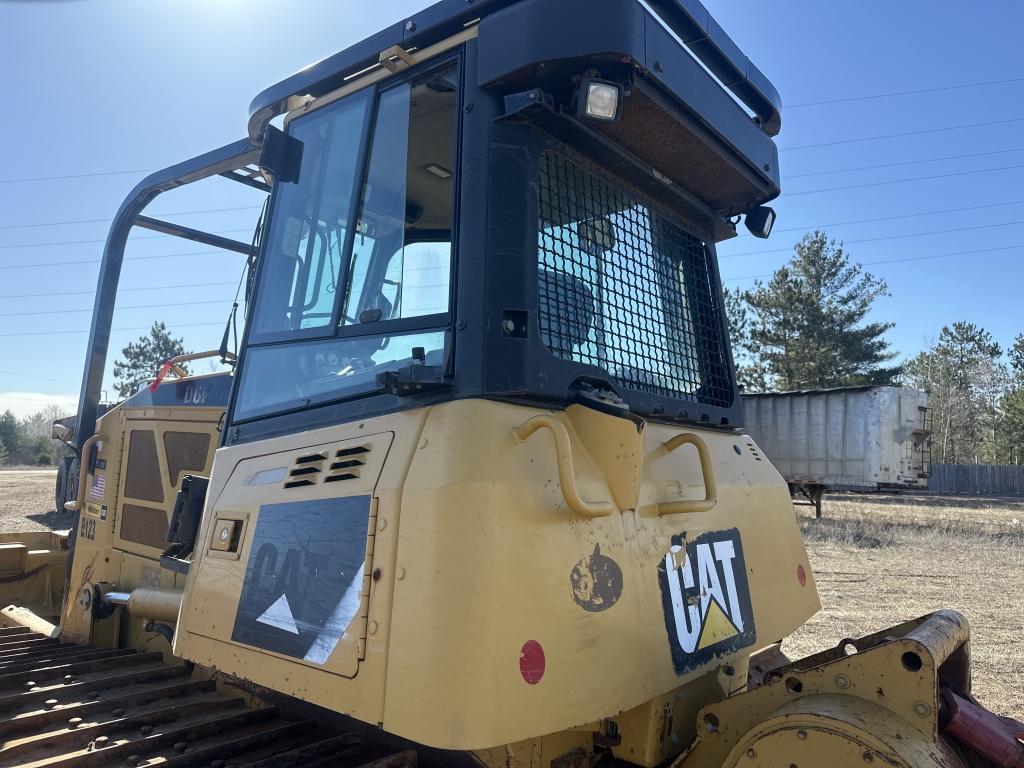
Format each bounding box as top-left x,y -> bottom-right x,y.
72,137 -> 286,451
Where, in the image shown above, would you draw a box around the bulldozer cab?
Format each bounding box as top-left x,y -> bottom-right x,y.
220,4 -> 780,447
14,2 -> 1017,767
32,2 -> 1014,767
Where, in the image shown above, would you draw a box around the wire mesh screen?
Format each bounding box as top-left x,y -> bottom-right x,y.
537,151 -> 734,408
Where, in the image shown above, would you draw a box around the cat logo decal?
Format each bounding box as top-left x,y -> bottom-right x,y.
658,528 -> 756,675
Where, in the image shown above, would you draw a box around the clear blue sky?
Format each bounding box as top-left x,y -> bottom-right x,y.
1,0 -> 1022,416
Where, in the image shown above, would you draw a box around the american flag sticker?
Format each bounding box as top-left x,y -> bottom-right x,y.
90,474 -> 106,500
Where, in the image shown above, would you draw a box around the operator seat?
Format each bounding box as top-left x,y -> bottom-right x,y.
538,268 -> 595,358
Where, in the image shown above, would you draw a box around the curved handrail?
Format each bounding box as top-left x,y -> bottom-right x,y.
64,433 -> 107,513
657,432 -> 718,515
512,415 -> 614,518
150,350 -> 239,391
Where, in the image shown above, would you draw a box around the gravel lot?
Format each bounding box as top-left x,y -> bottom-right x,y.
0,470 -> 73,533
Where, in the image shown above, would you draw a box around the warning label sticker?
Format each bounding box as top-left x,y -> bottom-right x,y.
657,528 -> 756,676
231,495 -> 370,664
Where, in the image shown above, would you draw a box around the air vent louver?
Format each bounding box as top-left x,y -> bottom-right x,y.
284,451 -> 327,488
283,445 -> 371,489
325,445 -> 369,484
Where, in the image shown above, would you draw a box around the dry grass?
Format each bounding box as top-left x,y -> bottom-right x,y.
784,492 -> 1024,720
0,471 -> 1020,719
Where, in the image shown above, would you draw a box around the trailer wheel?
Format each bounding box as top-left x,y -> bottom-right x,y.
810,485 -> 825,518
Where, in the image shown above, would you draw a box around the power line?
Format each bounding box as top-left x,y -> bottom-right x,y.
0,369 -> 79,387
0,249 -> 224,271
724,244 -> 1022,283
0,169 -> 152,185
770,199 -> 1024,235
786,147 -> 1024,179
782,116 -> 1024,152
784,162 -> 1024,197
0,321 -> 223,339
0,280 -> 237,301
0,205 -> 261,231
0,227 -> 252,251
0,299 -> 230,320
723,220 -> 1024,259
787,76 -> 1024,109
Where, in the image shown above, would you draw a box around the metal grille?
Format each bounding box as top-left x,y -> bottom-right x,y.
537,151 -> 734,407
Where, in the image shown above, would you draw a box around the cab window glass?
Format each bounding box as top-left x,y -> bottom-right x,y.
235,63 -> 459,421
252,91 -> 370,337
342,66 -> 458,324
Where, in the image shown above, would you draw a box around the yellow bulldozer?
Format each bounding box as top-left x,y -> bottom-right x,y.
1,0 -> 1020,766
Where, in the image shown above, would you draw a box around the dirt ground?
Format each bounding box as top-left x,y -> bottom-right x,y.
1,470 -> 1020,719
0,469 -> 73,533
784,492 -> 1023,720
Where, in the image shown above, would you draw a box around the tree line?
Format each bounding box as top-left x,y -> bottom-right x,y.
0,322 -> 186,467
725,230 -> 1022,465
0,405 -> 71,467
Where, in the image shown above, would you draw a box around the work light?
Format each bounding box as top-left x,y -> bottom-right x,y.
744,206 -> 776,239
578,78 -> 622,123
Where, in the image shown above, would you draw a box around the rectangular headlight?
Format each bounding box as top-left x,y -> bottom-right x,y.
579,79 -> 622,122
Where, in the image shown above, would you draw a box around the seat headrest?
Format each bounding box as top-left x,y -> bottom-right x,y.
538,268 -> 595,357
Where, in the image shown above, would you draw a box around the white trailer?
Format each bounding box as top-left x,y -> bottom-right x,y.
741,386 -> 931,516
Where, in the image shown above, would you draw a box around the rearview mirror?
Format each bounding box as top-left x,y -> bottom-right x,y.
576,217 -> 616,255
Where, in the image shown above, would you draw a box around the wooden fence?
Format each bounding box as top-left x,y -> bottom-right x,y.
928,463 -> 1024,496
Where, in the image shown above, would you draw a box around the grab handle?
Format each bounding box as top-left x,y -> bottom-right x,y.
64,433 -> 106,512
657,433 -> 717,515
513,415 -> 614,518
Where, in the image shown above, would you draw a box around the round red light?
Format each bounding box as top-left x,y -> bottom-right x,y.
519,640 -> 545,685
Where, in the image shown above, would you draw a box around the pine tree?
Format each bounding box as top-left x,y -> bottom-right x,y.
0,411 -> 21,465
112,322 -> 189,398
904,322 -> 1005,464
993,333 -> 1024,463
742,231 -> 899,390
722,286 -> 770,391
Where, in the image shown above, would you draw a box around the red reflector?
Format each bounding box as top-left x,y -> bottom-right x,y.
519,640 -> 545,685
797,564 -> 807,587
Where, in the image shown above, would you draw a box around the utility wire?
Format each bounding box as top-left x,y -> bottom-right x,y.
0,280 -> 237,301
787,76 -> 1024,109
0,227 -> 252,251
723,244 -> 1022,283
723,220 -> 1024,259
784,163 -> 1024,196
0,299 -> 229,320
770,199 -> 1024,235
782,116 -> 1024,152
0,169 -> 152,185
786,147 -> 1024,179
0,369 -> 79,387
0,321 -> 223,339
0,205 -> 261,231
0,249 -> 222,271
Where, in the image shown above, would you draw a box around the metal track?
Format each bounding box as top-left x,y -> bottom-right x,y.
0,627 -> 416,768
